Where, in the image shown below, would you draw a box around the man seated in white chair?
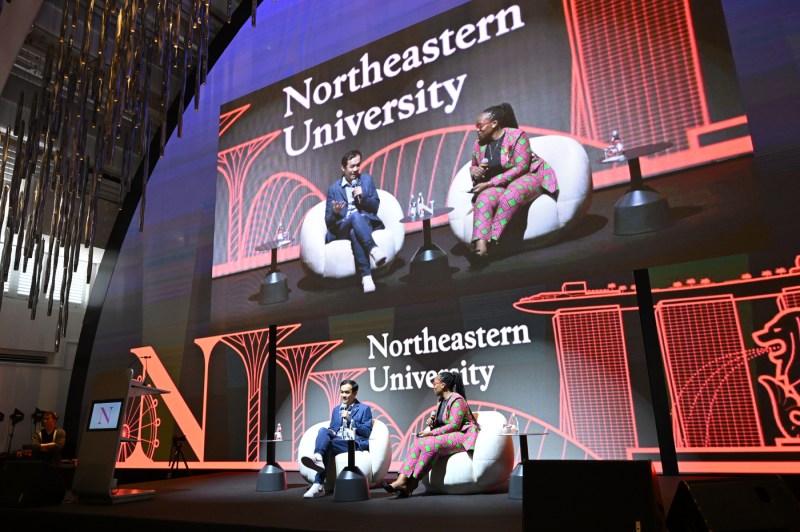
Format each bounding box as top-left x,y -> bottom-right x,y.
325,149 -> 388,293
300,379 -> 373,498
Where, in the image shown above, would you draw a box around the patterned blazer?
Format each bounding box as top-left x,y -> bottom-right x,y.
471,127 -> 558,194
429,392 -> 481,451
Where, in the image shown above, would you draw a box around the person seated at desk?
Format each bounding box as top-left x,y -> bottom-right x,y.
300,379 -> 373,498
381,371 -> 480,497
31,410 -> 66,466
324,149 -> 387,293
469,102 -> 559,257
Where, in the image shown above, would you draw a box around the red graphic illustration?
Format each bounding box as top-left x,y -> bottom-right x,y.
753,309 -> 800,442
219,104 -> 251,137
516,255 -> 800,472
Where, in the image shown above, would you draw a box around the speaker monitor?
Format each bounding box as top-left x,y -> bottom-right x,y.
522,459 -> 667,532
0,460 -> 66,508
666,476 -> 800,532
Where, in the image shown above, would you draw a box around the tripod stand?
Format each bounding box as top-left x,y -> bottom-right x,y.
167,435 -> 190,478
6,423 -> 16,454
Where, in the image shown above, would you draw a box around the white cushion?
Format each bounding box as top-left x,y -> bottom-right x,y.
421,410 -> 515,495
447,135 -> 592,245
299,190 -> 405,279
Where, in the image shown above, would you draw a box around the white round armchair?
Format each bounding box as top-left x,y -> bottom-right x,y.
297,419 -> 392,491
420,410 -> 515,494
446,135 -> 592,248
299,190 -> 405,279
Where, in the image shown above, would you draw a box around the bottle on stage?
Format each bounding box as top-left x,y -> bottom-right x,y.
504,413 -> 518,435
408,193 -> 417,219
276,221 -> 285,243
604,129 -> 625,161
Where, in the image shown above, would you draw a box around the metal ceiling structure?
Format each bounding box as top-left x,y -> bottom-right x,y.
0,0 -> 256,348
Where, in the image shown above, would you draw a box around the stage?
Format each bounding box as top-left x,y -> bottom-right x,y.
3,467 -> 800,531
2,470 -> 524,531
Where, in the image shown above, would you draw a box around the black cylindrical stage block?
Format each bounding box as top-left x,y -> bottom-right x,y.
522,460 -> 666,532
666,475 -> 800,531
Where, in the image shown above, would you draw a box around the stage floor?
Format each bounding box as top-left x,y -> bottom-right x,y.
0,469 -> 703,532
2,471 -> 523,531
3,469 -> 800,531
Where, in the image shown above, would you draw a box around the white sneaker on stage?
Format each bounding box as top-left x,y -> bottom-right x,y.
301,453 -> 326,474
362,275 -> 376,293
303,482 -> 325,499
370,246 -> 387,267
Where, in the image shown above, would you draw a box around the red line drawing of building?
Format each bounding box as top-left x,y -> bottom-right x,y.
656,295 -> 763,448
514,255 -> 800,472
564,0 -> 709,150
554,306 -> 638,459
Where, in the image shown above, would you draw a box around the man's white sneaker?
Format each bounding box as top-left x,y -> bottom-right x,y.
370,247 -> 387,267
303,482 -> 325,499
362,275 -> 376,293
301,453 -> 326,474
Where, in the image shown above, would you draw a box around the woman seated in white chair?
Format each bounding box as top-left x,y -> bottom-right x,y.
468,102 -> 559,257
381,371 -> 480,497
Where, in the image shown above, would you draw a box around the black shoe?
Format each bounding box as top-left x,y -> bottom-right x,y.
380,481 -> 397,494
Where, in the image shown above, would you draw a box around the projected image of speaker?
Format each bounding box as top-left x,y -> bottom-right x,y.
522,460 -> 667,532
0,460 -> 66,508
666,476 -> 800,531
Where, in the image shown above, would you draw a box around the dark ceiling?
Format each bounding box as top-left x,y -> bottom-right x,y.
1,0 -> 249,249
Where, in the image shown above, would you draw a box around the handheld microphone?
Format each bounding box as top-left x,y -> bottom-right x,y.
480,157 -> 489,169
353,176 -> 362,205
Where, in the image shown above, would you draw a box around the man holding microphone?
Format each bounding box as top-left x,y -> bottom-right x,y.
323,149 -> 387,293
300,379 -> 373,498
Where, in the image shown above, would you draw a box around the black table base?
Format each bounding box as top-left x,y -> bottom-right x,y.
259,271 -> 288,305
613,185 -> 672,235
256,463 -> 287,492
333,440 -> 369,502
409,244 -> 450,282
598,142 -> 674,236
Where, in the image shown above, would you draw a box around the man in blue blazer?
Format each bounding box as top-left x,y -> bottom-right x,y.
324,149 -> 387,293
301,379 -> 373,498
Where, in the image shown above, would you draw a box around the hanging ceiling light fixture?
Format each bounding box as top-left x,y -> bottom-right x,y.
0,0 -> 259,350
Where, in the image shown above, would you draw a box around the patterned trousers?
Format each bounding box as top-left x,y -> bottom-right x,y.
400,431 -> 471,479
471,174 -> 547,243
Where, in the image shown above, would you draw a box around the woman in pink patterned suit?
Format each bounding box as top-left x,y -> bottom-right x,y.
380,371 -> 480,497
469,103 -> 558,257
